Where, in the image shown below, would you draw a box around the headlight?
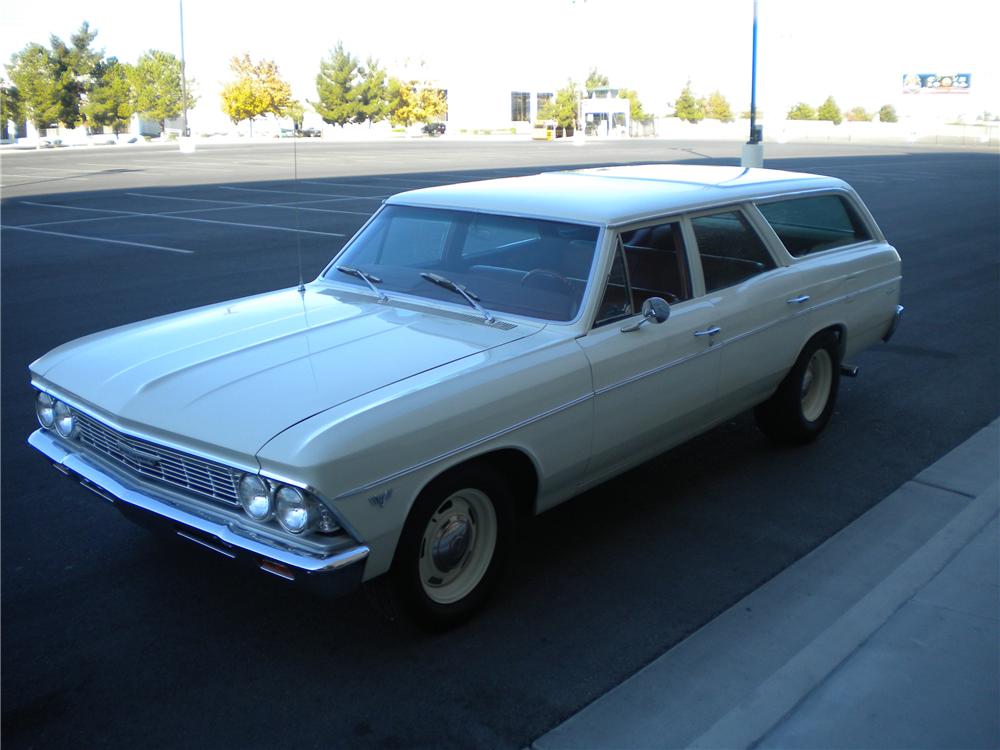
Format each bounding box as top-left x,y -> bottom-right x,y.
53,401 -> 78,438
275,486 -> 316,534
238,475 -> 273,521
36,392 -> 56,429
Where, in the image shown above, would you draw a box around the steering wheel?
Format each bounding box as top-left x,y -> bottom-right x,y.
520,268 -> 573,293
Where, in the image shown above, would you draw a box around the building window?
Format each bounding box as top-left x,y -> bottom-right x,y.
536,92 -> 553,116
511,91 -> 530,122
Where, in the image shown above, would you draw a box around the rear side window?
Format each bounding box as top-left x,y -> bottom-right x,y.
757,195 -> 872,257
690,211 -> 776,293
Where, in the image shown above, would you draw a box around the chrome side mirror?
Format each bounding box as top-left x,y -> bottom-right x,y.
621,297 -> 671,332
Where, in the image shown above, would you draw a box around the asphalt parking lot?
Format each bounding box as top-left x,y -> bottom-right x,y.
2,140 -> 998,749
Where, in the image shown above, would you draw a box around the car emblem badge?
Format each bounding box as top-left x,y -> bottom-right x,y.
368,489 -> 393,508
117,441 -> 161,468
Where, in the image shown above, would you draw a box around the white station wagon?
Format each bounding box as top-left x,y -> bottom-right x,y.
29,165 -> 902,628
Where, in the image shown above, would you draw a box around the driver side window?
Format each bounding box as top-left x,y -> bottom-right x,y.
594,242 -> 632,327
620,221 -> 692,308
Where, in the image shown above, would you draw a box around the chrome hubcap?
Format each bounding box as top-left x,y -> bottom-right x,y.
432,517 -> 473,572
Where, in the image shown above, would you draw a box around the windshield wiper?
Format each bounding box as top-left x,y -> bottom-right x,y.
420,272 -> 496,324
336,265 -> 388,303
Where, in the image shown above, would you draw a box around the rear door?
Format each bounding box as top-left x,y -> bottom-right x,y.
687,207 -> 803,411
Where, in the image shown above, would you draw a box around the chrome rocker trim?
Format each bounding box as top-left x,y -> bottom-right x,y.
29,429 -> 369,597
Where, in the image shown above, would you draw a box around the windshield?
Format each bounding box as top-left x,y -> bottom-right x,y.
323,205 -> 601,322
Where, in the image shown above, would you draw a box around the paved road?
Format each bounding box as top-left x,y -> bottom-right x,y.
2,141 -> 997,749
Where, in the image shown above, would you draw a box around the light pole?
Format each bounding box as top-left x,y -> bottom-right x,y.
741,0 -> 764,167
179,0 -> 189,137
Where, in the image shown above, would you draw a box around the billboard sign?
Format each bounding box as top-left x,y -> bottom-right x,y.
903,73 -> 971,94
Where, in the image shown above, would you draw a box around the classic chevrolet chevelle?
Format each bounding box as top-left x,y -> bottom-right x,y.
29,165 -> 902,627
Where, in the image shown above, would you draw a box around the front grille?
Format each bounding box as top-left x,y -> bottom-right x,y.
75,412 -> 240,506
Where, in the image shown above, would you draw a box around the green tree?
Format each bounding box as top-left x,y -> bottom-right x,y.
312,42 -> 360,127
846,106 -> 870,122
786,102 -> 816,120
539,79 -> 581,132
673,82 -> 704,123
1,80 -> 24,140
285,99 -> 306,130
878,104 -> 898,123
705,90 -> 734,122
386,78 -> 446,127
82,57 -> 134,134
220,54 -> 292,136
131,50 -> 195,132
817,96 -> 842,125
48,22 -> 103,127
618,87 -> 646,123
6,43 -> 61,137
585,67 -> 609,91
354,57 -> 389,125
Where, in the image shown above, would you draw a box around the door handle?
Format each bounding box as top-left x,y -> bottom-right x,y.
786,294 -> 810,304
693,326 -> 721,337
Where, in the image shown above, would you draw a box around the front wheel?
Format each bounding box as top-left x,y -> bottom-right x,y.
755,331 -> 841,444
390,463 -> 514,629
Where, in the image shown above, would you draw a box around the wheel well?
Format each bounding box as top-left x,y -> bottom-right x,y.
813,324 -> 846,361
439,449 -> 539,518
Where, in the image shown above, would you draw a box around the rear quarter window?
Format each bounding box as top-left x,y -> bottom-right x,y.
757,194 -> 872,257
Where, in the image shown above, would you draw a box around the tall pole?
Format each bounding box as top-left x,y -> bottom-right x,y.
179,0 -> 189,137
748,0 -> 759,144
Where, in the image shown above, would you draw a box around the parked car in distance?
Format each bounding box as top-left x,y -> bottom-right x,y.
28,165 -> 902,628
422,122 -> 446,136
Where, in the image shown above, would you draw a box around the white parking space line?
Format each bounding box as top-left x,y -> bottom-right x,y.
2,225 -> 194,254
364,175 -> 457,185
0,164 -> 93,175
77,160 -> 232,173
298,180 -> 396,194
21,214 -> 148,229
217,187 -> 374,215
19,200 -> 346,237
125,191 -> 377,215
20,203 -> 278,228
218,185 -> 382,200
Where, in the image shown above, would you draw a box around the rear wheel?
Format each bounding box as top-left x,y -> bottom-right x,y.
390,463 -> 514,629
755,331 -> 841,444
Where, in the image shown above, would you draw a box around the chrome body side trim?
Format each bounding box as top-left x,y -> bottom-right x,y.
332,391 -> 594,500
331,275 -> 901,502
30,429 -> 369,594
593,347 -> 712,397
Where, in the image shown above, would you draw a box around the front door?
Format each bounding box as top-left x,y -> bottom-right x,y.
577,222 -> 722,483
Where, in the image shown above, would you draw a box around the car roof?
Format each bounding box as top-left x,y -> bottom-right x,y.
386,164 -> 850,226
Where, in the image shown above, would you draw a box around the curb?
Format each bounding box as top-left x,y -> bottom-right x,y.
532,419 -> 999,750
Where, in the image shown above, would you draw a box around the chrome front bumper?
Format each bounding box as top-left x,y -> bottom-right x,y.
29,429 -> 369,597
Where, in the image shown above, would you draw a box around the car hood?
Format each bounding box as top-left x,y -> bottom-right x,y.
31,285 -> 540,459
